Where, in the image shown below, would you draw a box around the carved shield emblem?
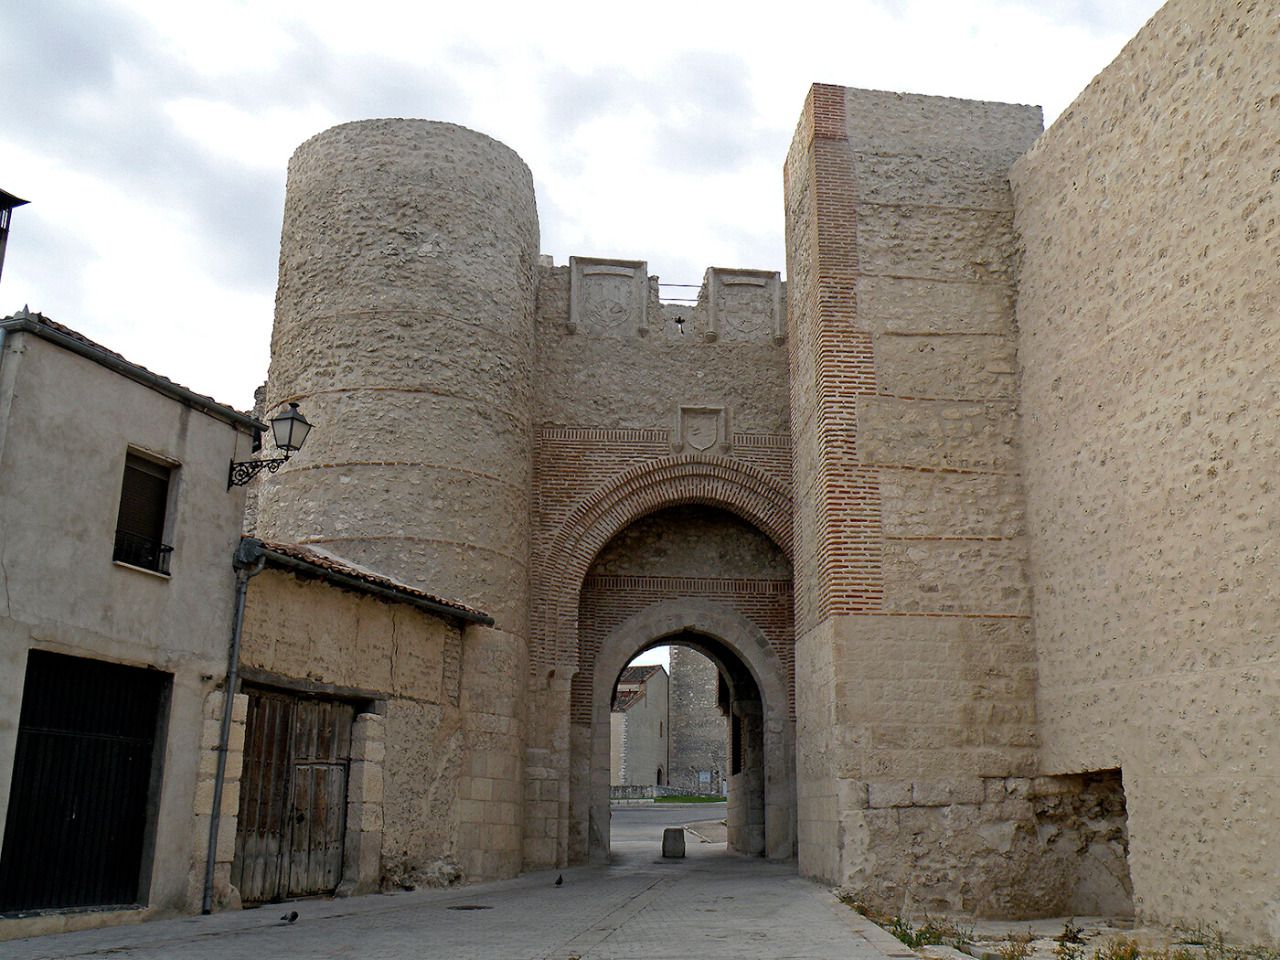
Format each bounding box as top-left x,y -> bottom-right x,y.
684,409 -> 720,451
718,284 -> 768,338
584,274 -> 632,332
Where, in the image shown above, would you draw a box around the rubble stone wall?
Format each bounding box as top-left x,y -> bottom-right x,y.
254,119 -> 539,881
1011,0 -> 1280,941
668,644 -> 727,795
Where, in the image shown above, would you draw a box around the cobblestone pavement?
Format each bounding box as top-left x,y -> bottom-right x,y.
3,806 -> 906,960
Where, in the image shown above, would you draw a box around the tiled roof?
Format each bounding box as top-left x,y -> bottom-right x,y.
249,537 -> 491,623
612,687 -> 646,712
611,664 -> 665,712
1,307 -> 260,427
618,664 -> 664,685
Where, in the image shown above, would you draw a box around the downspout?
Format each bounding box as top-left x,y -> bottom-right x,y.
201,539 -> 265,914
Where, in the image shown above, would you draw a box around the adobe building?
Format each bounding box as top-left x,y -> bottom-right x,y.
248,0 -> 1278,940
227,537 -> 496,901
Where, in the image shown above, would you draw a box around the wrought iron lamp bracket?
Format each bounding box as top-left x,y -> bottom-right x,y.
227,455 -> 289,489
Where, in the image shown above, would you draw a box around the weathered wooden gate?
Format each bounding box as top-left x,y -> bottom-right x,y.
232,688 -> 354,902
0,651 -> 167,912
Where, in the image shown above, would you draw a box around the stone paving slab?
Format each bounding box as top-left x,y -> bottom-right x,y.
1,841 -> 897,960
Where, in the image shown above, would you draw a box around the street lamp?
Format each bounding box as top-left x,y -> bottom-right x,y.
0,189 -> 30,287
228,402 -> 313,488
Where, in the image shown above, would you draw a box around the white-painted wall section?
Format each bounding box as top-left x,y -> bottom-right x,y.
0,328 -> 254,939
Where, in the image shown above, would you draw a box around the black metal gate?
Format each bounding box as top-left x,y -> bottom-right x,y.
232,688 -> 353,902
0,651 -> 168,913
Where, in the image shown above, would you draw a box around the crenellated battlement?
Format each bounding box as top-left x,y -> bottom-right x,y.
534,258 -> 786,346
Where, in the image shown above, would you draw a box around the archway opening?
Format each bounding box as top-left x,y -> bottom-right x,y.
567,503 -> 796,866
606,633 -> 770,859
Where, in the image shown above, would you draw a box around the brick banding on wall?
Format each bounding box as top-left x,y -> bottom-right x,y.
786,85 -> 886,631
534,454 -> 793,671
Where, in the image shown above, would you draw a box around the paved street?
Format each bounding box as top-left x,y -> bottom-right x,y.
2,805 -> 905,960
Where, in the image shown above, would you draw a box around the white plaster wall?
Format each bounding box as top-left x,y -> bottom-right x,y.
612,670 -> 667,787
0,332 -> 251,936
609,712 -> 625,783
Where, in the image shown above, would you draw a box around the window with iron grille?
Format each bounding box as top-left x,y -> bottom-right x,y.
113,453 -> 174,575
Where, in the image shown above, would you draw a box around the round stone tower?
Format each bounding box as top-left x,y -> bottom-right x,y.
255,119 -> 539,879
259,118 -> 538,624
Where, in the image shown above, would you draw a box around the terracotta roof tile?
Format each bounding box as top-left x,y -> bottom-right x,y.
4,308 -> 255,421
253,537 -> 488,621
618,664 -> 664,685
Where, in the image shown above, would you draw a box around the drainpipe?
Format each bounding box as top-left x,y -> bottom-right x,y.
201,538 -> 265,914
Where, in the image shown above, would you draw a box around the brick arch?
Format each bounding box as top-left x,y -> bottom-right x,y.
539,454 -> 793,668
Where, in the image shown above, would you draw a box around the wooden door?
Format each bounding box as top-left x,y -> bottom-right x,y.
232,689 -> 354,902
285,699 -> 351,896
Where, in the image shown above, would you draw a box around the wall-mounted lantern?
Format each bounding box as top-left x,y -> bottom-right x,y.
227,402 -> 313,488
0,189 -> 30,287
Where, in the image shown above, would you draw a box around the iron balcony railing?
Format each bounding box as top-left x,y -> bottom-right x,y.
112,530 -> 173,575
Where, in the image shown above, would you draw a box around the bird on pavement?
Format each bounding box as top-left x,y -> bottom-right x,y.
555,874 -> 563,886
280,910 -> 299,923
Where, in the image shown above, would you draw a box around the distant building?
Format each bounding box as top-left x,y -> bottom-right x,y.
609,665 -> 668,787
667,646 -> 726,796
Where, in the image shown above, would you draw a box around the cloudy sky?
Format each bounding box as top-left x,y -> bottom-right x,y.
2,0 -> 1163,410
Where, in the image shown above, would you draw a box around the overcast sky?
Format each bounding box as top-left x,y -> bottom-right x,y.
1,0 -> 1163,411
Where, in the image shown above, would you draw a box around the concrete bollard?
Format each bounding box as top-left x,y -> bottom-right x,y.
662,827 -> 686,858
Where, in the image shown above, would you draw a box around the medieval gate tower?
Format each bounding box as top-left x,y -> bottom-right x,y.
256,121 -> 540,878
256,113 -> 800,877
251,1 -> 1280,938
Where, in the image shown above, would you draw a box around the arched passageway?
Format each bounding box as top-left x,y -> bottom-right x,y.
548,496 -> 796,870
584,600 -> 795,863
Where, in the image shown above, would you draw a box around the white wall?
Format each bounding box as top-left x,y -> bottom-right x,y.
0,330 -> 253,935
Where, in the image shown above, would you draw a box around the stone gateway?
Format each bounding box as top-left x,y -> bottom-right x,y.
240,0 -> 1275,944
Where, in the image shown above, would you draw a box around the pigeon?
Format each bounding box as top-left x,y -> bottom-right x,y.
280,910 -> 299,923
554,874 -> 564,886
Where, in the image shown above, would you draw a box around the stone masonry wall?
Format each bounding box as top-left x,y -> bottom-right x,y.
785,84 -> 1048,911
668,644 -> 727,794
577,506 -> 794,727
530,264 -> 792,671
239,569 -> 470,890
524,261 -> 794,867
256,120 -> 539,881
855,772 -> 1132,917
1011,0 -> 1280,942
